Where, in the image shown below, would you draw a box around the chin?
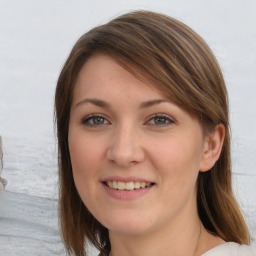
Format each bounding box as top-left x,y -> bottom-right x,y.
98,211 -> 156,236
108,223 -> 152,236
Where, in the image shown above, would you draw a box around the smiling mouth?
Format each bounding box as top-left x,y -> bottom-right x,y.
103,181 -> 155,191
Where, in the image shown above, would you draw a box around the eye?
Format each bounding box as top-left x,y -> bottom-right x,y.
146,114 -> 174,126
82,114 -> 110,127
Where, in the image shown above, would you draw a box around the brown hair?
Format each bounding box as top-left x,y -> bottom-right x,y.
55,10 -> 250,256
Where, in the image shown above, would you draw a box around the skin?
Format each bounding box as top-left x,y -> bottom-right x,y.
68,54 -> 225,256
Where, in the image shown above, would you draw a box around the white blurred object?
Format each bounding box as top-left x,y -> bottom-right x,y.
0,182 -> 4,194
0,177 -> 7,192
0,181 -> 3,194
0,136 -> 7,193
0,135 -> 3,193
0,135 -> 3,173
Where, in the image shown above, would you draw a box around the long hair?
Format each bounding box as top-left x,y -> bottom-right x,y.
55,10 -> 250,256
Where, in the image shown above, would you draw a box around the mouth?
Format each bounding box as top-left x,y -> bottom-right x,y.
103,181 -> 155,191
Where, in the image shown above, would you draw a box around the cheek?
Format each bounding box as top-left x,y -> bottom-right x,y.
68,133 -> 103,203
68,132 -> 104,175
149,136 -> 202,186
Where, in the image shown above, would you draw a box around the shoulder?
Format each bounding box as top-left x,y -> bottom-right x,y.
202,242 -> 256,256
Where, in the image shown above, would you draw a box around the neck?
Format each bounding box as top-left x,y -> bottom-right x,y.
109,214 -> 206,256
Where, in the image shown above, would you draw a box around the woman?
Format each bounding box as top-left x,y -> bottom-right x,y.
55,11 -> 255,256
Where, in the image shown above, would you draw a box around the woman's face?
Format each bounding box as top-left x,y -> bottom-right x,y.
68,54 -> 209,236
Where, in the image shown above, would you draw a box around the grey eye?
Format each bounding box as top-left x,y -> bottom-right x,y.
82,115 -> 109,126
154,117 -> 169,125
91,117 -> 105,125
147,115 -> 174,126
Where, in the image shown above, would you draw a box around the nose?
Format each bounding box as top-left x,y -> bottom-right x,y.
106,124 -> 145,167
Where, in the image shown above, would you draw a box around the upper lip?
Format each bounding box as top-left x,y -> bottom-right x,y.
101,176 -> 155,183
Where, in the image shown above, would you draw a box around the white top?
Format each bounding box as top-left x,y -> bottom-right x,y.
202,242 -> 256,256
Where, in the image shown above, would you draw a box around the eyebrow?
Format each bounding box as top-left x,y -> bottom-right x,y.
74,98 -> 169,109
75,98 -> 111,109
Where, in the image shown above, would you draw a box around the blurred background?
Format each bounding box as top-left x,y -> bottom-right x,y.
0,0 -> 255,255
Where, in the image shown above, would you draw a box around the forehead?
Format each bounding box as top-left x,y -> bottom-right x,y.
73,54 -> 169,102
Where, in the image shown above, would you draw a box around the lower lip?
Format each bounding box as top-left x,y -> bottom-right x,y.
102,183 -> 154,200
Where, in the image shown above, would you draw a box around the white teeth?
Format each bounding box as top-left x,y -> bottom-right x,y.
105,181 -> 153,190
113,181 -> 118,189
125,181 -> 134,190
117,181 -> 126,190
146,182 -> 151,187
107,181 -> 113,188
140,182 -> 146,188
134,181 -> 140,189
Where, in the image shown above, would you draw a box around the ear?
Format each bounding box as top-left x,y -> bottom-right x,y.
199,124 -> 225,172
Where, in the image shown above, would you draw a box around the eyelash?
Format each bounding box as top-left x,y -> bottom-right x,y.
81,114 -> 108,127
81,113 -> 174,127
147,114 -> 174,126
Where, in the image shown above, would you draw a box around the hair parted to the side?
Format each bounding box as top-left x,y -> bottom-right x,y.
55,10 -> 250,256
